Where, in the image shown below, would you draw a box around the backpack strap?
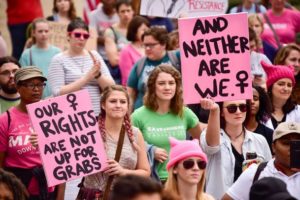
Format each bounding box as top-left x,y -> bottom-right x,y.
29,48 -> 33,66
167,50 -> 181,72
136,57 -> 147,77
6,110 -> 11,132
252,162 -> 268,184
255,3 -> 261,13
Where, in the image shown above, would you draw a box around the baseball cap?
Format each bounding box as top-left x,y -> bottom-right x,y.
273,122 -> 300,142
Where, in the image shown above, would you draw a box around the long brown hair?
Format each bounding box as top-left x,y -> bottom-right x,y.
98,85 -> 138,149
274,43 -> 300,65
164,167 -> 206,200
53,0 -> 77,20
144,64 -> 184,117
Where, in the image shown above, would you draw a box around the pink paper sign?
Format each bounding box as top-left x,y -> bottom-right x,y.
27,90 -> 107,187
179,13 -> 252,103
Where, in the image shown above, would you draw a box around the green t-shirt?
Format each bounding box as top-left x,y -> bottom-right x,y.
132,106 -> 198,180
0,95 -> 20,114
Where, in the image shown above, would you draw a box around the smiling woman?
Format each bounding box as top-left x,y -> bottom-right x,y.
0,67 -> 65,200
132,64 -> 203,183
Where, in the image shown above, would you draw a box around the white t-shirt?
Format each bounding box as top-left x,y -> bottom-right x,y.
227,159 -> 300,200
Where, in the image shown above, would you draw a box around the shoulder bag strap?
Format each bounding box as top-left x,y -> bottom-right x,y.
29,48 -> 33,66
252,161 -> 268,184
102,125 -> 126,200
6,110 -> 11,132
263,13 -> 282,48
136,57 -> 147,77
88,50 -> 97,64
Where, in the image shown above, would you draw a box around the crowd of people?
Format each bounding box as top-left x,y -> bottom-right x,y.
0,0 -> 300,200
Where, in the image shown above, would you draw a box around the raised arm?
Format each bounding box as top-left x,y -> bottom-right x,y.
104,28 -> 120,67
200,98 -> 220,147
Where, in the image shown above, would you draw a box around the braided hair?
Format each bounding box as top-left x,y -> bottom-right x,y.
99,85 -> 139,150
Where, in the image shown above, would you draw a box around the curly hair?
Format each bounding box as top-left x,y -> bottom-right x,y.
274,43 -> 300,65
144,64 -> 183,117
253,86 -> 272,123
142,26 -> 169,46
98,85 -> 138,150
0,169 -> 28,200
53,0 -> 77,20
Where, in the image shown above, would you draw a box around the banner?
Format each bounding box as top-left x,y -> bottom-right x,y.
179,13 -> 252,103
140,0 -> 228,18
27,90 -> 107,187
48,22 -> 97,51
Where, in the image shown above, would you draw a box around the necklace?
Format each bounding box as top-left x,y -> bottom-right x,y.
69,55 -> 86,73
226,128 -> 244,141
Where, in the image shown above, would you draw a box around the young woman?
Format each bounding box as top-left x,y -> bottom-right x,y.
48,19 -> 114,116
0,67 -> 64,200
132,64 -> 203,182
19,18 -> 61,99
47,0 -> 78,24
199,97 -> 272,199
246,86 -> 273,151
261,61 -> 300,130
165,137 -> 214,200
119,16 -> 150,86
78,85 -> 150,199
274,43 -> 300,103
127,26 -> 180,110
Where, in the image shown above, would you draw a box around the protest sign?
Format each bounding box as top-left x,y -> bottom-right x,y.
48,22 -> 97,51
140,0 -> 228,18
27,90 -> 107,187
179,13 -> 252,104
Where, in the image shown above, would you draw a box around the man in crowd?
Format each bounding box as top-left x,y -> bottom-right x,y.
223,122 -> 300,200
0,56 -> 21,113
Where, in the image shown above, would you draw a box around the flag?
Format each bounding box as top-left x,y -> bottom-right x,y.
83,0 -> 101,24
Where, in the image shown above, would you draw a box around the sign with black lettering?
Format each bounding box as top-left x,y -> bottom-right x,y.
26,90 -> 107,187
179,13 -> 252,103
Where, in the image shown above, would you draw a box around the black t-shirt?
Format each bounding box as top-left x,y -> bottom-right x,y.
254,123 -> 274,153
271,115 -> 286,130
231,144 -> 244,182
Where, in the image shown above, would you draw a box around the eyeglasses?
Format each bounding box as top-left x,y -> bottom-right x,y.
182,159 -> 206,170
225,104 -> 247,114
143,43 -> 160,49
20,83 -> 46,90
70,32 -> 90,39
0,69 -> 18,76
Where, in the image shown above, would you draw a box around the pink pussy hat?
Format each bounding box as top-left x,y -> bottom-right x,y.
166,137 -> 208,170
261,61 -> 295,89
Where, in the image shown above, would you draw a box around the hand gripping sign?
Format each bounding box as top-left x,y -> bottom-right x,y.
27,89 -> 107,187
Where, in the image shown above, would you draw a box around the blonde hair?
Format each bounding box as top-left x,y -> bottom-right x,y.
164,167 -> 206,200
248,14 -> 264,48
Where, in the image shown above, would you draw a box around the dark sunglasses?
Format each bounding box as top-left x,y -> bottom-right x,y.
225,104 -> 247,114
71,32 -> 90,39
182,159 -> 206,170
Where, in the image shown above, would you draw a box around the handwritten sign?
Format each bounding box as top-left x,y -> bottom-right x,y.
140,0 -> 228,18
179,13 -> 252,104
27,90 -> 107,187
48,22 -> 97,51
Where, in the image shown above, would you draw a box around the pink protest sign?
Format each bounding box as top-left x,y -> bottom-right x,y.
179,13 -> 252,104
27,89 -> 107,187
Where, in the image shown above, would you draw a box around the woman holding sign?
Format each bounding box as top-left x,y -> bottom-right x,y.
199,98 -> 272,199
131,64 -> 203,183
48,19 -> 114,116
76,85 -> 150,199
0,67 -> 65,200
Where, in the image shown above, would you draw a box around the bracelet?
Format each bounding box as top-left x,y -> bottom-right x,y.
95,72 -> 101,79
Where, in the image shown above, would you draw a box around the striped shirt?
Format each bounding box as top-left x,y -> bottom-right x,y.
48,50 -> 112,116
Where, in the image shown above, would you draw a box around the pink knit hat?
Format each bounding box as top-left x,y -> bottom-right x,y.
261,61 -> 295,89
166,137 -> 207,170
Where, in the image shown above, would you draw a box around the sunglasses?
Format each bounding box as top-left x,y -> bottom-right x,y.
71,32 -> 90,39
225,104 -> 247,114
182,159 -> 206,170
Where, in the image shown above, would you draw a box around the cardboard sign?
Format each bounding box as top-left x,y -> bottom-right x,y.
27,90 -> 107,187
179,13 -> 252,104
48,22 -> 97,51
140,0 -> 228,18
